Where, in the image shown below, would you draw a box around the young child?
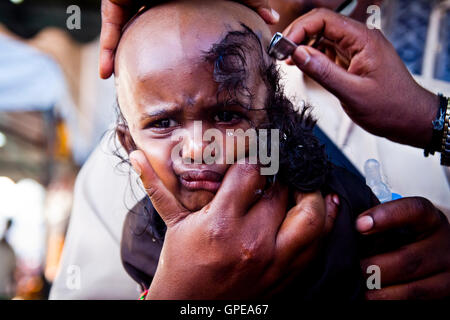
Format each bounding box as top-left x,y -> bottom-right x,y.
114,1 -> 380,300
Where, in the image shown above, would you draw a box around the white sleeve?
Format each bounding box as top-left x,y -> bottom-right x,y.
49,133 -> 145,300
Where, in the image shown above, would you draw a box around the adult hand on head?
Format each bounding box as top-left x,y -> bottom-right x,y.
356,197 -> 450,300
129,150 -> 338,299
99,0 -> 280,79
269,0 -> 380,32
283,8 -> 438,149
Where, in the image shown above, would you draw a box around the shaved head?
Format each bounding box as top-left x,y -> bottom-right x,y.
113,0 -> 277,211
115,0 -> 272,78
115,1 -> 274,125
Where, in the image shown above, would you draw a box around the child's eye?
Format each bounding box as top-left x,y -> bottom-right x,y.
148,118 -> 178,129
213,111 -> 242,124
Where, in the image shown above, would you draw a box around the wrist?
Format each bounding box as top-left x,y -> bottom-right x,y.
423,93 -> 449,160
421,91 -> 441,148
405,88 -> 439,149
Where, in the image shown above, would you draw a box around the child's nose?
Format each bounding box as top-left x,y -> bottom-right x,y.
181,121 -> 213,164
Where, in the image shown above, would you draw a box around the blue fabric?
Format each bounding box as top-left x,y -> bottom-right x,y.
0,35 -> 64,112
314,127 -> 363,180
435,9 -> 450,82
387,0 -> 434,75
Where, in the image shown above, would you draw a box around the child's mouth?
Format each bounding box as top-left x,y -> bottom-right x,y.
178,170 -> 223,193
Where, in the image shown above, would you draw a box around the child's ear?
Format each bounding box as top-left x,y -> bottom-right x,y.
116,124 -> 137,154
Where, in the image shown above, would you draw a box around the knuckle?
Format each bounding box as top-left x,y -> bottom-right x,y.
238,240 -> 272,268
206,218 -> 230,241
239,246 -> 259,264
410,196 -> 431,212
409,197 -> 439,226
315,60 -> 333,82
145,186 -> 158,200
370,28 -> 384,41
301,204 -> 325,231
398,247 -> 423,276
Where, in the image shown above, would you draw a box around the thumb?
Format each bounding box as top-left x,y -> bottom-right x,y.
324,193 -> 340,235
290,45 -> 360,100
129,150 -> 188,226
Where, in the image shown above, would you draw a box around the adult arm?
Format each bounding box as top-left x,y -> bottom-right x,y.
284,8 -> 439,149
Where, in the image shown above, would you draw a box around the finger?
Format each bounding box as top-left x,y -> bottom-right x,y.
355,197 -> 444,236
361,223 -> 450,286
283,8 -> 368,54
130,150 -> 188,226
210,162 -> 266,217
264,242 -> 320,298
290,45 -> 361,99
281,8 -> 369,96
247,182 -> 289,235
267,193 -> 338,297
323,193 -> 339,235
99,0 -> 133,79
275,192 -> 327,264
365,271 -> 450,300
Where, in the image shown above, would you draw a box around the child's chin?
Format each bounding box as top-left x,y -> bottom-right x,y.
181,190 -> 216,212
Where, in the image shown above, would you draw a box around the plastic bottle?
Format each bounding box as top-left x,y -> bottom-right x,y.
364,159 -> 392,203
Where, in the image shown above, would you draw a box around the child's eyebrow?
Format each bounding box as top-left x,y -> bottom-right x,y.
139,106 -> 182,121
139,98 -> 252,121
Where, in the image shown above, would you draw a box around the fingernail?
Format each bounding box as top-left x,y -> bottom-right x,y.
271,8 -> 280,23
332,195 -> 340,206
130,158 -> 141,176
356,215 -> 374,233
294,47 -> 311,66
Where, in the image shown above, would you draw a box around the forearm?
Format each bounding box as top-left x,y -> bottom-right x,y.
387,87 -> 438,149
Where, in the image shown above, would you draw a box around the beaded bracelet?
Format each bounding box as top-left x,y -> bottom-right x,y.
441,98 -> 450,166
425,94 -> 448,157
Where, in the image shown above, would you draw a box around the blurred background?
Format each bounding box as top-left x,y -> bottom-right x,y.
0,0 -> 449,299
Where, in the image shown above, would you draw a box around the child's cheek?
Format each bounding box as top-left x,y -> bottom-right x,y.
140,140 -> 179,195
222,130 -> 255,163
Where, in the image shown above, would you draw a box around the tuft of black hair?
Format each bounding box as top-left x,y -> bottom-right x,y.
204,24 -> 330,193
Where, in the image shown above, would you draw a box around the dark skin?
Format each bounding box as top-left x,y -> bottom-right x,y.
357,198 -> 450,299
284,9 -> 449,296
268,0 -> 382,33
284,8 -> 438,149
107,0 -> 450,299
115,0 -> 338,299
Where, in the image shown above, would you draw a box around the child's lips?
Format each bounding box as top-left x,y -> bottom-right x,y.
179,170 -> 223,192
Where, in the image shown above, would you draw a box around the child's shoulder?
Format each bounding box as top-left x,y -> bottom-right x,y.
325,165 -> 379,220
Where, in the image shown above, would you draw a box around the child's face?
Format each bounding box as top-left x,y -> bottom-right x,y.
117,39 -> 268,212
115,2 -> 273,211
